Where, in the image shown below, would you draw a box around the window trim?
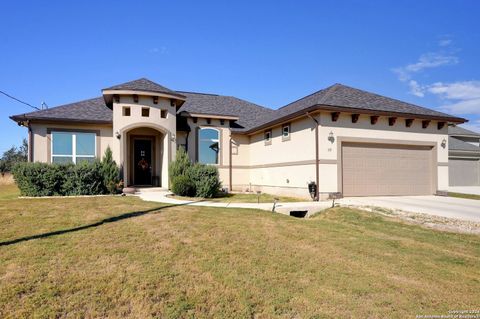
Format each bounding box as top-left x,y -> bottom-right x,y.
282,124 -> 291,141
123,106 -> 131,116
50,130 -> 97,164
141,107 -> 150,117
264,130 -> 272,145
160,109 -> 168,119
197,127 -> 220,165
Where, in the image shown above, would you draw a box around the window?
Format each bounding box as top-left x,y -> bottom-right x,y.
282,124 -> 290,141
51,131 -> 96,164
160,109 -> 167,119
123,106 -> 131,116
264,130 -> 272,145
142,107 -> 150,117
198,128 -> 219,164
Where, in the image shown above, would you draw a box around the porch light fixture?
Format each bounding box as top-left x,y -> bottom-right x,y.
115,131 -> 121,139
171,133 -> 176,142
441,138 -> 447,149
328,131 -> 335,144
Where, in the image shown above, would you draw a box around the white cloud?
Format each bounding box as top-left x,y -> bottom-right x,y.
427,81 -> 480,115
148,46 -> 168,54
459,120 -> 480,134
438,39 -> 452,47
408,80 -> 425,97
393,53 -> 459,83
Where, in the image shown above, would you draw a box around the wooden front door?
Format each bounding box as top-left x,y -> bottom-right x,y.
134,139 -> 152,185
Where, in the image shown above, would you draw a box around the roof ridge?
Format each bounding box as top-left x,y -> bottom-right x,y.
277,84 -> 337,110
176,90 -> 219,96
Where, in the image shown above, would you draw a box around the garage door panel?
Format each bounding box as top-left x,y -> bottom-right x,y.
449,158 -> 480,186
342,143 -> 434,196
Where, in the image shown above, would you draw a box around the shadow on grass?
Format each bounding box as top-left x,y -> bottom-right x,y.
0,202 -> 191,247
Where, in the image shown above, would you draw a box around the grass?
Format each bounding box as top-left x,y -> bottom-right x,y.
0,186 -> 479,318
449,192 -> 480,200
171,192 -> 306,203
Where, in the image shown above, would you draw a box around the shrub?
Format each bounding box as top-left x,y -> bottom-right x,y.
168,147 -> 191,182
101,147 -> 122,194
170,175 -> 195,197
12,162 -> 69,196
12,148 -> 121,197
188,163 -> 221,198
168,149 -> 221,198
61,161 -> 105,196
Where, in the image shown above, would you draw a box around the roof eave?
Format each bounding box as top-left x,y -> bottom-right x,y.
243,104 -> 467,135
10,115 -> 112,125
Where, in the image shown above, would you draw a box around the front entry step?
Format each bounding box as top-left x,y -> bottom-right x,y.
123,187 -> 166,195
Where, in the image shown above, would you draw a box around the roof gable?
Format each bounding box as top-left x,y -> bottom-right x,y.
103,78 -> 185,98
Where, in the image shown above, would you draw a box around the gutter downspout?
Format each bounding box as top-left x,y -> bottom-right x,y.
229,135 -> 233,192
306,112 -> 319,201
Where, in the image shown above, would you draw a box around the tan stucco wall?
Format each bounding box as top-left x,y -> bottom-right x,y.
242,112 -> 449,198
30,123 -> 113,163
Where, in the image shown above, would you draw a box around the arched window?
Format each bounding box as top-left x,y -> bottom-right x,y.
198,128 -> 219,164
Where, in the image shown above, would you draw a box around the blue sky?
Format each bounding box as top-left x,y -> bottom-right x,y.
1,0 -> 480,153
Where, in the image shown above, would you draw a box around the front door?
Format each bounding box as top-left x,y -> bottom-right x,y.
134,139 -> 152,185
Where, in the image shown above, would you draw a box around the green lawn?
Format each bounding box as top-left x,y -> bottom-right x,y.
449,192 -> 480,200
0,185 -> 479,318
171,192 -> 306,203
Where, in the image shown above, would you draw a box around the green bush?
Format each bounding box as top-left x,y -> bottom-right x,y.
13,162 -> 69,196
188,163 -> 221,198
170,175 -> 195,197
101,147 -> 122,194
169,149 -> 221,198
168,147 -> 191,182
12,148 -> 121,197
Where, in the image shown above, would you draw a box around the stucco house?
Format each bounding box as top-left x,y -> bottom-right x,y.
448,126 -> 480,186
10,78 -> 466,199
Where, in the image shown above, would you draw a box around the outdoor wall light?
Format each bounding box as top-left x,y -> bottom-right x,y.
441,138 -> 447,149
115,131 -> 121,139
171,133 -> 176,142
328,131 -> 335,144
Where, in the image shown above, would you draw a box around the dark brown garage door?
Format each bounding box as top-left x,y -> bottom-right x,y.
342,143 -> 435,196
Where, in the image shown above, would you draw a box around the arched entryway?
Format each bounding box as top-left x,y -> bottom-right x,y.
120,123 -> 171,187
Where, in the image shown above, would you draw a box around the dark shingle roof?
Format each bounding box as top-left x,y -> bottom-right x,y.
177,92 -> 276,132
256,84 -> 464,131
10,80 -> 466,132
449,136 -> 480,152
10,97 -> 112,124
104,78 -> 185,98
448,125 -> 480,137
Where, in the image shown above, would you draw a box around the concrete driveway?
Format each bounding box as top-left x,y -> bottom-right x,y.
338,195 -> 480,223
448,186 -> 480,195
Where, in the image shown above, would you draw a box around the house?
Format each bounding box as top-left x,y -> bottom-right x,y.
10,78 -> 466,199
448,126 -> 480,186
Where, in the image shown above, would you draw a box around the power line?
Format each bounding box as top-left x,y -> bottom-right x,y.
0,90 -> 40,110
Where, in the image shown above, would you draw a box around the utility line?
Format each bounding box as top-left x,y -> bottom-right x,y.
0,90 -> 40,110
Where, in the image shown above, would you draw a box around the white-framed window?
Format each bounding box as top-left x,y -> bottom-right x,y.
264,130 -> 272,145
198,128 -> 219,164
282,124 -> 290,141
51,131 -> 96,164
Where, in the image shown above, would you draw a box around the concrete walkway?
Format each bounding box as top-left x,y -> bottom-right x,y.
448,186 -> 480,195
338,195 -> 480,222
137,190 -> 332,216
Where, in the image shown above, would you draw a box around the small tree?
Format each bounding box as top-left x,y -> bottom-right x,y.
169,148 -> 191,181
1,138 -> 28,173
101,147 -> 121,194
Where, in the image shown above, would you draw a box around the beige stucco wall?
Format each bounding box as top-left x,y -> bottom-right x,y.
30,122 -> 113,163
319,112 -> 449,192
112,94 -> 176,187
243,112 -> 449,198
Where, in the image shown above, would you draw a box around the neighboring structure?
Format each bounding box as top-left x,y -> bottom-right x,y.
10,78 -> 466,199
448,126 -> 480,186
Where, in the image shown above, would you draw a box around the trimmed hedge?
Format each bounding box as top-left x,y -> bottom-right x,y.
169,149 -> 221,198
12,147 -> 122,197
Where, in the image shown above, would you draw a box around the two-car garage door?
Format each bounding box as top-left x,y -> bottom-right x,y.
342,142 -> 435,197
